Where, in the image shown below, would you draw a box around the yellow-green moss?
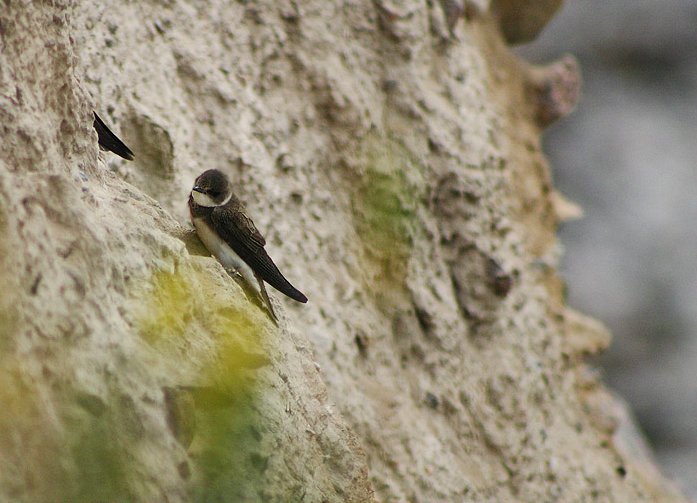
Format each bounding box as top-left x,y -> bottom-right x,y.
353,133 -> 425,298
136,261 -> 267,351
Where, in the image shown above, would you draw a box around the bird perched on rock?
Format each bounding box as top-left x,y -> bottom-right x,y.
93,111 -> 134,160
189,169 -> 307,322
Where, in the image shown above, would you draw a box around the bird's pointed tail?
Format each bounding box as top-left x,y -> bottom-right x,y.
93,111 -> 134,160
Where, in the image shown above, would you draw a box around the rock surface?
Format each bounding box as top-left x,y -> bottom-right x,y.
0,1 -> 687,502
520,1 -> 697,497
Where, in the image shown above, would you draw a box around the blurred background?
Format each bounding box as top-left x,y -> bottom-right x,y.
519,0 -> 697,497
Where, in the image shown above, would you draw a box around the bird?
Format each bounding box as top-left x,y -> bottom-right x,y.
93,111 -> 134,160
188,169 -> 308,322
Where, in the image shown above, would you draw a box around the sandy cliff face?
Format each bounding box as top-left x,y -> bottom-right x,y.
0,1 -> 686,502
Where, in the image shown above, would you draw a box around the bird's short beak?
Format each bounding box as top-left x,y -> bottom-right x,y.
192,185 -> 205,193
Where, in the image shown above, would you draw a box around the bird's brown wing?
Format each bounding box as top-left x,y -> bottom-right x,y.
210,205 -> 308,303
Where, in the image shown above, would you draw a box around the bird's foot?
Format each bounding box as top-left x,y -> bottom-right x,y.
224,268 -> 278,325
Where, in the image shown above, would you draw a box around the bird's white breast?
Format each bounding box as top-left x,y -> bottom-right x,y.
193,217 -> 258,292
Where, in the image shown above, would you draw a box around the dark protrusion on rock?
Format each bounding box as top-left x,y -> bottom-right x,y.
382,79 -> 399,92
486,257 -> 513,297
355,332 -> 369,358
425,392 -> 439,409
249,452 -> 270,472
463,1 -> 482,21
414,305 -> 434,335
177,461 -> 191,480
439,0 -> 464,33
490,0 -> 563,45
76,392 -> 107,417
30,274 -> 42,295
163,386 -> 196,448
526,55 -> 582,128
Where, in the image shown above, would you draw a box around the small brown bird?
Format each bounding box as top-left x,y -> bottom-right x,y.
93,111 -> 134,160
188,169 -> 307,322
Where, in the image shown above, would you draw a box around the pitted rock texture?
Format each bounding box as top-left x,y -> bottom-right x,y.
0,1 -> 687,502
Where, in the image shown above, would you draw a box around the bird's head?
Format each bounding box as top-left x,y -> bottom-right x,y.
191,169 -> 231,207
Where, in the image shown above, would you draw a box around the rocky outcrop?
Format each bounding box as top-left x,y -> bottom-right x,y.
0,1 -> 686,502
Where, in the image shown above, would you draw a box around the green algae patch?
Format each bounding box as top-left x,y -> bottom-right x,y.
62,395 -> 134,503
0,361 -> 135,503
352,134 -> 426,300
0,362 -> 65,501
131,259 -> 273,501
189,377 -> 265,502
